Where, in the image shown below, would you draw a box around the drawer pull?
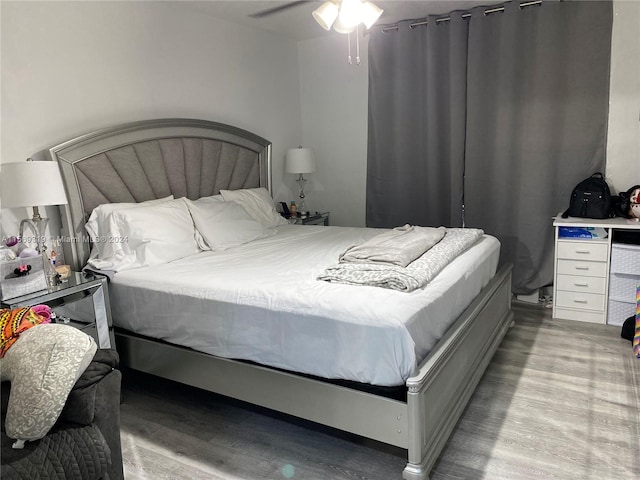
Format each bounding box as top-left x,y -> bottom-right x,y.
575,250 -> 591,254
574,282 -> 589,287
574,266 -> 590,271
573,299 -> 588,304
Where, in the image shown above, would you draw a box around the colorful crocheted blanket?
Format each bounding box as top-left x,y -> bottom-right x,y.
634,285 -> 640,359
0,305 -> 52,357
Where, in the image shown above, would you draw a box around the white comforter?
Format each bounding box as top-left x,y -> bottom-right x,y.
109,225 -> 500,386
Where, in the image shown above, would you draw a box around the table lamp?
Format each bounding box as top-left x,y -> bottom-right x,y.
1,159 -> 68,278
285,147 -> 316,217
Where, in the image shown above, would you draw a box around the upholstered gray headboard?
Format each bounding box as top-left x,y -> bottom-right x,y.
48,118 -> 272,270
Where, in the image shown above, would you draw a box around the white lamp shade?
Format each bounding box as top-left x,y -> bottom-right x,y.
1,161 -> 68,209
312,1 -> 339,31
285,148 -> 316,174
361,1 -> 383,29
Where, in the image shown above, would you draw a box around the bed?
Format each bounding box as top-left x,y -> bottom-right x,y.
49,118 -> 513,480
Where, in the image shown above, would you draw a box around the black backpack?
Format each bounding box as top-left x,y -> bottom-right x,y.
561,173 -> 612,219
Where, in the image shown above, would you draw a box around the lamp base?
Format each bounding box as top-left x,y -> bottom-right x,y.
19,217 -> 48,255
19,217 -> 59,286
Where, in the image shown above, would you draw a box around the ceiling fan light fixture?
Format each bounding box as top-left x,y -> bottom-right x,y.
337,0 -> 363,29
312,1 -> 339,31
332,14 -> 356,34
361,1 -> 384,29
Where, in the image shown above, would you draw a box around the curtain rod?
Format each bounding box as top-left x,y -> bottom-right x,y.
377,0 -> 543,33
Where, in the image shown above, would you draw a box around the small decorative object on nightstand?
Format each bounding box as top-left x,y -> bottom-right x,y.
0,272 -> 114,349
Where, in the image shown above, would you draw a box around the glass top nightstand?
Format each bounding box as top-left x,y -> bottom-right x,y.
290,212 -> 330,226
1,272 -> 114,349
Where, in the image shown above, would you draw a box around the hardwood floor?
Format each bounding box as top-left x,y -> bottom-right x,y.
119,301 -> 640,479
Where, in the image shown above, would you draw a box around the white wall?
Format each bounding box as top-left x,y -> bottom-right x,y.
606,0 -> 640,193
0,1 -> 302,238
298,34 -> 369,227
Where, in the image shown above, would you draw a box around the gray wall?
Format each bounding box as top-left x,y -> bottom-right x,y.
298,34 -> 369,227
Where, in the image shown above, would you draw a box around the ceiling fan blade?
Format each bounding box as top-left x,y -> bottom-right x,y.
249,1 -> 315,19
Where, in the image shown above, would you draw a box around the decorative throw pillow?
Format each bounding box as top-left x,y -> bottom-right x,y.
220,188 -> 289,228
0,324 -> 97,446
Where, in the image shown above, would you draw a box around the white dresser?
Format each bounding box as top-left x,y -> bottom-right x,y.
552,215 -> 640,324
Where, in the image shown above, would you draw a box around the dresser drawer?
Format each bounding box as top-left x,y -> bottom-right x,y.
556,259 -> 608,278
555,274 -> 607,295
555,290 -> 605,312
554,307 -> 606,324
557,241 -> 609,262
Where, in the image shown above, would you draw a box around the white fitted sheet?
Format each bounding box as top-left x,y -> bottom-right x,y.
109,225 -> 500,386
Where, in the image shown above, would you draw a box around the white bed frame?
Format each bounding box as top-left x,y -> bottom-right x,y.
49,118 -> 513,479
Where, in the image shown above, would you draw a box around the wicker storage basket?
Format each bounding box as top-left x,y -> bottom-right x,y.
607,298 -> 636,326
610,243 -> 640,275
609,272 -> 640,302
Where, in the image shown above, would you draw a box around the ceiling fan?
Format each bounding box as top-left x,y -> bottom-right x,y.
249,0 -> 384,33
249,0 -> 385,65
249,1 -> 316,19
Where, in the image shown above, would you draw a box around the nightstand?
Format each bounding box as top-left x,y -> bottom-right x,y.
291,212 -> 330,226
1,272 -> 114,349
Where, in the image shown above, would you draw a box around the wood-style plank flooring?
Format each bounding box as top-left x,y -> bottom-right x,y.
119,302 -> 640,479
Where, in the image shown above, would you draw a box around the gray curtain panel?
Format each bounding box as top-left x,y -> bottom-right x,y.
463,1 -> 612,294
367,1 -> 612,295
367,14 -> 469,228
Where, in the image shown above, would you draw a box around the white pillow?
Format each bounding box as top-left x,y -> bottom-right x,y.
220,188 -> 289,228
86,195 -> 174,259
186,196 -> 275,251
88,198 -> 200,272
